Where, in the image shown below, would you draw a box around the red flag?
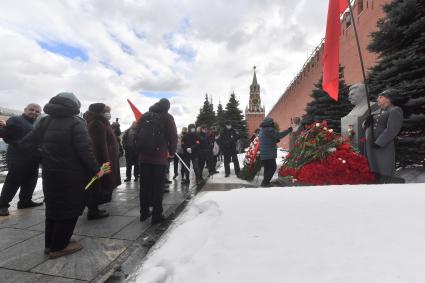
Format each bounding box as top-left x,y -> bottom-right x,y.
127,99 -> 142,121
322,0 -> 348,101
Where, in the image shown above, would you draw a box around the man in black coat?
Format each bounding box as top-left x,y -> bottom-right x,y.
0,103 -> 43,216
20,92 -> 105,258
197,125 -> 211,180
218,120 -> 241,177
122,121 -> 139,182
181,124 -> 202,185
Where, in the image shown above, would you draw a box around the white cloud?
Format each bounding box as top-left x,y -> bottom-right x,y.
0,0 -> 327,130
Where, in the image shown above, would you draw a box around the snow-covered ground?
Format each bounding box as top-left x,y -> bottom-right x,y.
130,182 -> 425,283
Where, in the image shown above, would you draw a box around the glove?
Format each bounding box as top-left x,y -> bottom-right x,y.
288,127 -> 293,132
186,148 -> 192,154
364,115 -> 373,128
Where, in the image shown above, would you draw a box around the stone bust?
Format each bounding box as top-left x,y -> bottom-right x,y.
347,83 -> 370,116
341,83 -> 377,154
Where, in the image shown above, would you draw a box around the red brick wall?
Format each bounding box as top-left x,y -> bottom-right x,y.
246,112 -> 265,136
268,0 -> 390,149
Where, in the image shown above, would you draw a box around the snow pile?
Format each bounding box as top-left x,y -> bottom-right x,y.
130,184 -> 425,283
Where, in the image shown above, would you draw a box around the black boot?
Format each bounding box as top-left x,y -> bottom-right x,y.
0,207 -> 9,216
87,209 -> 109,220
151,214 -> 167,224
17,200 -> 43,209
140,211 -> 152,222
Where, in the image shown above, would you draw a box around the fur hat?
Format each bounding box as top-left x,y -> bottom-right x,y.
88,103 -> 106,113
378,88 -> 399,104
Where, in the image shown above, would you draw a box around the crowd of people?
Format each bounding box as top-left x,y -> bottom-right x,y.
0,93 -> 246,259
0,88 -> 403,259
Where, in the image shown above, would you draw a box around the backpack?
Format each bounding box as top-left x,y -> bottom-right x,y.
135,112 -> 166,153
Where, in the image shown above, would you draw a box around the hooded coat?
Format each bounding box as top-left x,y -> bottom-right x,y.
259,118 -> 291,160
20,94 -> 100,220
84,110 -> 121,203
138,98 -> 178,165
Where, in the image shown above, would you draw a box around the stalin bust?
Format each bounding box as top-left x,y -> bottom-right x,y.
341,83 -> 378,154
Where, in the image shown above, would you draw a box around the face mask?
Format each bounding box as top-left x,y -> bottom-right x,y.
190,129 -> 196,133
226,125 -> 232,130
104,112 -> 112,121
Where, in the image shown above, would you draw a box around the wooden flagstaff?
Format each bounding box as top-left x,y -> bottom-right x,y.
345,0 -> 375,138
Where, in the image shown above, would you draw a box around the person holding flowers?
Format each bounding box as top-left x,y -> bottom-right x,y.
259,117 -> 292,187
20,92 -> 109,259
84,103 -> 121,220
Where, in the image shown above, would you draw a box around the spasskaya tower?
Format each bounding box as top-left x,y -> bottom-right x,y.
245,66 -> 265,136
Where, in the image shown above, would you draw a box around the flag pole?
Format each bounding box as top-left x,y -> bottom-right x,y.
345,0 -> 374,138
345,1 -> 372,113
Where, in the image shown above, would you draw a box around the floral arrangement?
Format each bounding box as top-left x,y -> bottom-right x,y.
85,162 -> 112,190
239,137 -> 262,181
279,121 -> 375,185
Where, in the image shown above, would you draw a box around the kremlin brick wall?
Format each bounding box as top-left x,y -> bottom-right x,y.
267,0 -> 391,149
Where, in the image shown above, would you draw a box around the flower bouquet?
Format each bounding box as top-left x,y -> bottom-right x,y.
85,162 -> 112,190
278,121 -> 375,185
239,137 -> 262,181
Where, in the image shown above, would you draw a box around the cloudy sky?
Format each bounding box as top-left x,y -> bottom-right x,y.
0,0 -> 328,129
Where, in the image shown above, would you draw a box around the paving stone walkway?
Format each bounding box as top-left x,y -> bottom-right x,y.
0,169 -> 201,283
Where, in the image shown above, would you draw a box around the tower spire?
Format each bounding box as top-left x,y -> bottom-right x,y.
251,65 -> 258,86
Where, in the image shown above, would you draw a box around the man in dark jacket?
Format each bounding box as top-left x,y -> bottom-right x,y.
138,98 -> 177,224
206,127 -> 219,175
84,103 -> 121,220
122,121 -> 139,182
181,123 -> 201,185
364,89 -> 404,182
219,120 -> 241,177
259,118 -> 292,187
0,103 -> 43,216
20,92 -> 106,258
198,125 -> 211,180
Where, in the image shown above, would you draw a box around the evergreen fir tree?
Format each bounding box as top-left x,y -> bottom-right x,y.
224,92 -> 249,147
195,94 -> 216,128
302,66 -> 352,133
216,101 -> 225,131
367,0 -> 425,167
